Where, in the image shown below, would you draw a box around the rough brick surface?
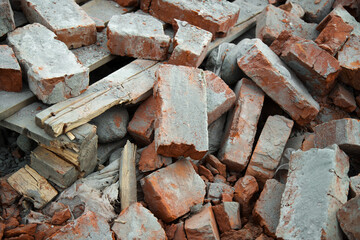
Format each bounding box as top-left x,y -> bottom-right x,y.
0,45 -> 22,92
279,1 -> 305,18
246,115 -> 293,187
218,78 -> 264,172
337,195 -> 360,240
21,0 -> 96,49
207,182 -> 235,203
253,179 -> 285,238
212,202 -> 241,233
141,159 -> 206,222
0,178 -> 20,206
338,35 -> 360,90
350,175 -> 360,197
289,0 -> 335,23
141,0 -> 240,38
314,118 -> 360,154
205,154 -> 226,178
48,211 -> 113,240
237,38 -> 320,125
234,175 -> 259,217
276,145 -> 350,240
112,202 -> 166,240
114,0 -> 138,7
154,64 -> 208,160
185,203 -> 220,240
329,83 -> 356,112
205,71 -> 236,124
315,15 -> 353,55
169,20 -> 212,68
7,23 -> 89,104
138,141 -> 172,172
4,224 -> 37,238
107,13 -> 170,61
333,0 -> 360,20
0,0 -> 15,37
270,32 -> 341,96
256,5 -> 318,45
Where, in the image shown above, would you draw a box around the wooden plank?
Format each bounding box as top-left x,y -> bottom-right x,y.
36,59 -> 159,137
7,165 -> 58,209
119,140 -> 137,211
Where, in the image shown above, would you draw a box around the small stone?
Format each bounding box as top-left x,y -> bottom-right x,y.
337,195 -> 360,240
212,202 -> 241,233
0,45 -> 22,92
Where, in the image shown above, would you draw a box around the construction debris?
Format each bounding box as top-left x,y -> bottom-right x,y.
0,45 -> 22,92
0,0 -> 15,37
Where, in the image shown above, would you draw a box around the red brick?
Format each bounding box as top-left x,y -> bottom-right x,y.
114,0 -> 138,7
173,222 -> 187,240
0,0 -> 15,37
218,78 -> 264,171
4,217 -> 19,231
127,96 -> 156,146
337,195 -> 360,240
205,163 -> 219,176
256,233 -> 274,240
205,71 -> 236,124
279,1 -> 305,18
237,38 -> 320,125
5,234 -> 34,240
301,133 -> 315,151
185,203 -> 220,240
233,175 -> 259,217
4,224 -> 37,238
205,154 -> 226,178
315,15 -> 354,55
154,65 -> 208,160
253,179 -> 285,238
107,13 -> 170,61
141,159 -> 206,222
141,0 -> 240,38
0,222 -> 5,240
212,202 -> 241,233
0,178 -> 20,206
199,165 -> 214,182
333,0 -> 360,20
246,115 -> 293,187
0,45 -> 22,92
207,183 -> 234,204
329,83 -> 356,112
35,223 -> 62,240
168,20 -> 212,68
51,209 -> 71,225
138,141 -> 172,172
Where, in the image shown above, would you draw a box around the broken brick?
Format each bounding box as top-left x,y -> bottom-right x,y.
0,0 -> 15,37
301,132 -> 316,151
315,15 -> 354,55
234,175 -> 259,217
112,202 -> 166,239
168,19 -> 212,68
350,174 -> 360,197
237,38 -> 320,125
35,223 -> 62,240
270,32 -> 341,96
4,224 -> 37,238
207,182 -> 235,204
333,0 -> 360,20
4,217 -> 19,231
329,83 -> 356,112
246,115 -> 293,187
252,179 -> 285,238
21,0 -> 96,49
218,78 -> 264,172
114,0 -> 138,7
212,202 -> 241,233
107,13 -> 170,61
0,178 -> 20,206
141,159 -> 206,222
0,222 -> 4,239
51,209 -> 71,225
337,195 -> 360,240
138,141 -> 172,172
141,0 -> 240,38
185,203 -> 220,240
7,23 -> 89,104
276,145 -> 350,239
154,64 -> 208,160
289,0 -> 335,23
199,165 -> 214,182
256,5 -> 318,45
0,45 -> 22,92
173,222 -> 186,240
205,154 -> 226,178
205,71 -> 236,125
279,1 -> 305,18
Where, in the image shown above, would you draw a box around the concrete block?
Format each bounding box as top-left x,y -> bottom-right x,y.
329,83 -> 356,112
218,78 -> 264,171
237,38 -> 320,125
21,0 -> 96,49
0,45 -> 22,92
0,0 -> 15,37
333,0 -> 360,20
7,23 -> 89,104
205,154 -> 226,178
289,0 -> 335,23
276,145 -> 350,239
107,13 -> 170,61
154,64 -> 208,160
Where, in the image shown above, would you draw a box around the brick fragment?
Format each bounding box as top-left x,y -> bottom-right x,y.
329,83 -> 356,112
234,175 -> 259,217
0,45 -> 22,92
350,174 -> 360,197
237,38 -> 320,125
337,35 -> 360,90
270,32 -> 341,96
0,0 -> 15,37
35,223 -> 62,240
7,23 -> 89,104
154,64 -> 208,160
0,222 -> 4,239
114,0 -> 138,7
169,20 -> 212,68
0,178 -> 20,206
112,202 -> 166,240
301,133 -> 315,151
279,1 -> 305,18
185,203 -> 220,240
246,115 -> 293,187
256,5 -> 318,45
138,141 -> 172,172
205,71 -> 236,124
212,202 -> 241,233
253,179 -> 285,238
218,78 -> 264,172
205,154 -> 226,178
207,182 -> 234,203
173,222 -> 186,240
127,96 -> 156,146
276,145 -> 350,239
107,13 -> 170,61
199,165 -> 214,182
315,15 -> 353,55
333,0 -> 360,20
141,159 -> 206,222
51,209 -> 71,225
141,0 -> 240,38
288,0 -> 335,23
4,224 -> 37,238
337,195 -> 360,240
21,0 -> 96,49
314,118 -> 360,155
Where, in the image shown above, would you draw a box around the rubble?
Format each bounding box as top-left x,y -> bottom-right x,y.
0,0 -> 15,37
337,195 -> 360,240
207,182 -> 235,203
205,154 -> 226,178
234,175 -> 259,217
212,202 -> 241,233
350,174 -> 360,197
0,45 -> 22,92
278,1 -> 305,18
21,0 -> 97,49
329,83 -> 357,112
138,141 -> 172,172
289,0 -> 335,23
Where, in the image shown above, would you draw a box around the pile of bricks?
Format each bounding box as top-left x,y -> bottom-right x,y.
1,0 -> 360,239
